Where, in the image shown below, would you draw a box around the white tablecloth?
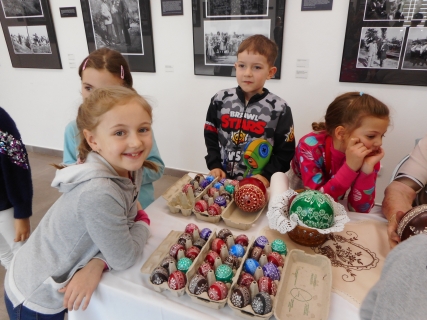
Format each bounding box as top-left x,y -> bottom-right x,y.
68,195 -> 386,320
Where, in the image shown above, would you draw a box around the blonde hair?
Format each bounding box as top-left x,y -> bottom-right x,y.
57,87 -> 158,172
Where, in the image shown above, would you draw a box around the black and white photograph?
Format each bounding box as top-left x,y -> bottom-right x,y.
363,0 -> 427,22
356,27 -> 404,69
204,19 -> 270,66
8,26 -> 31,54
27,25 -> 51,54
206,0 -> 269,18
402,27 -> 427,70
0,0 -> 43,18
87,0 -> 144,55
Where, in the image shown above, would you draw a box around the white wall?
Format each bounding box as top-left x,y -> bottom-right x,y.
1,1 -> 426,204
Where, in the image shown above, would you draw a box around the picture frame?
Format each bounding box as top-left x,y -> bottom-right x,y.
80,0 -> 155,72
192,0 -> 286,78
339,0 -> 427,87
0,0 -> 62,69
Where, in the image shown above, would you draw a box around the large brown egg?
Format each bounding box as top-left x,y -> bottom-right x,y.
397,205 -> 427,241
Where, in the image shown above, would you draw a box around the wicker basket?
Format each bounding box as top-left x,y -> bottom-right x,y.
288,225 -> 327,247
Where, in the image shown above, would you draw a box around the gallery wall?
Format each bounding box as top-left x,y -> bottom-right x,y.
1,0 -> 426,204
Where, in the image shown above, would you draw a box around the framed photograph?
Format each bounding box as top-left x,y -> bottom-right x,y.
339,0 -> 427,86
0,0 -> 61,68
80,0 -> 155,72
192,0 -> 286,78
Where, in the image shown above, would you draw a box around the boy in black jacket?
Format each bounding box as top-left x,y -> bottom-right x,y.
204,35 -> 295,187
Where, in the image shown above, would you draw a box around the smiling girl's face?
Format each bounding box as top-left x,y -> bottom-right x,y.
81,68 -> 123,99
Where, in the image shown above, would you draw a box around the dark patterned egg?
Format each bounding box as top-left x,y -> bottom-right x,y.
398,205 -> 427,242
150,266 -> 168,285
224,254 -> 240,269
231,285 -> 251,308
193,238 -> 206,250
160,256 -> 176,269
188,274 -> 208,295
177,233 -> 193,246
217,228 -> 233,241
252,291 -> 272,315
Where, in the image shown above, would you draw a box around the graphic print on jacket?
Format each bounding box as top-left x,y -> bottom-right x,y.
204,87 -> 295,181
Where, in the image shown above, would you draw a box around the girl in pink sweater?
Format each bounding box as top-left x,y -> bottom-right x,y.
290,92 -> 390,213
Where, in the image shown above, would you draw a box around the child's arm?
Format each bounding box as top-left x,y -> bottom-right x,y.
14,218 -> 30,242
347,148 -> 385,212
141,132 -> 164,185
78,187 -> 150,271
261,104 -> 295,181
297,138 -> 358,200
63,121 -> 79,165
204,96 -> 224,173
58,258 -> 105,311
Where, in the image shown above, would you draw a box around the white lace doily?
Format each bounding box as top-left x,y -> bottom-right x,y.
267,189 -> 350,234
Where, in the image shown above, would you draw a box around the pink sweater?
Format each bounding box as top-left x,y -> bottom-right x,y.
291,131 -> 379,213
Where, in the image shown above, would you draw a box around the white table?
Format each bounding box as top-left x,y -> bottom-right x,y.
68,196 -> 386,320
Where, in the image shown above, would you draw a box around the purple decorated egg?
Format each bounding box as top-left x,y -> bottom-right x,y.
262,262 -> 281,281
214,195 -> 227,207
200,228 -> 212,241
255,236 -> 269,249
200,179 -> 210,189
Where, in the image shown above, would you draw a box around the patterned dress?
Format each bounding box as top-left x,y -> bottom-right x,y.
291,131 -> 379,213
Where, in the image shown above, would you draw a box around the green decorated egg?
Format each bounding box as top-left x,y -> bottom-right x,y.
290,190 -> 334,229
271,239 -> 287,255
177,257 -> 193,273
215,264 -> 233,283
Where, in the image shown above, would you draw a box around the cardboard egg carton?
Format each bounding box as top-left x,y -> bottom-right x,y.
228,239 -> 332,319
162,174 -> 218,217
185,231 -> 254,309
140,228 -> 214,297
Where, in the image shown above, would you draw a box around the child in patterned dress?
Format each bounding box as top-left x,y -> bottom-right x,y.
290,92 -> 390,213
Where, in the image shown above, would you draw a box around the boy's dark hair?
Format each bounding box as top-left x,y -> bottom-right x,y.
312,92 -> 390,135
237,35 -> 278,66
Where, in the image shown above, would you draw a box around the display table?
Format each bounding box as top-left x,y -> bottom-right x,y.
68,196 -> 387,320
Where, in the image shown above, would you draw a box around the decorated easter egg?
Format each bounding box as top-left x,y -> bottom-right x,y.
177,257 -> 193,273
188,274 -> 209,295
160,256 -> 176,269
208,187 -> 218,197
150,266 -> 168,285
193,238 -> 206,250
262,262 -> 280,281
205,175 -> 215,183
250,246 -> 263,261
225,184 -> 235,194
252,292 -> 273,315
169,243 -> 185,259
290,190 -> 334,229
243,258 -> 260,275
207,203 -> 222,216
182,183 -> 194,194
214,195 -> 227,207
258,276 -> 277,296
238,272 -> 255,287
200,179 -> 210,189
234,234 -> 249,247
267,252 -> 284,267
271,239 -> 287,255
205,250 -> 220,266
397,205 -> 427,241
234,178 -> 267,213
168,270 -> 186,290
194,200 -> 208,213
185,223 -> 199,235
185,246 -> 201,260
208,281 -> 228,301
229,244 -> 245,258
200,228 -> 212,241
177,233 -> 193,246
217,228 -> 233,241
194,174 -> 205,182
254,236 -> 269,249
224,254 -> 240,269
214,182 -> 223,189
194,187 -> 204,197
211,238 -> 226,254
220,190 -> 233,201
231,285 -> 251,308
198,261 -> 213,277
215,264 -> 233,283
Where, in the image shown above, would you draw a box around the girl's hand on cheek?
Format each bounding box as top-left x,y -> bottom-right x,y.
345,138 -> 372,172
361,147 -> 384,174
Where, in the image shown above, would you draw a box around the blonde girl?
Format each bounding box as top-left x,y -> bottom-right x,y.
5,87 -> 157,319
